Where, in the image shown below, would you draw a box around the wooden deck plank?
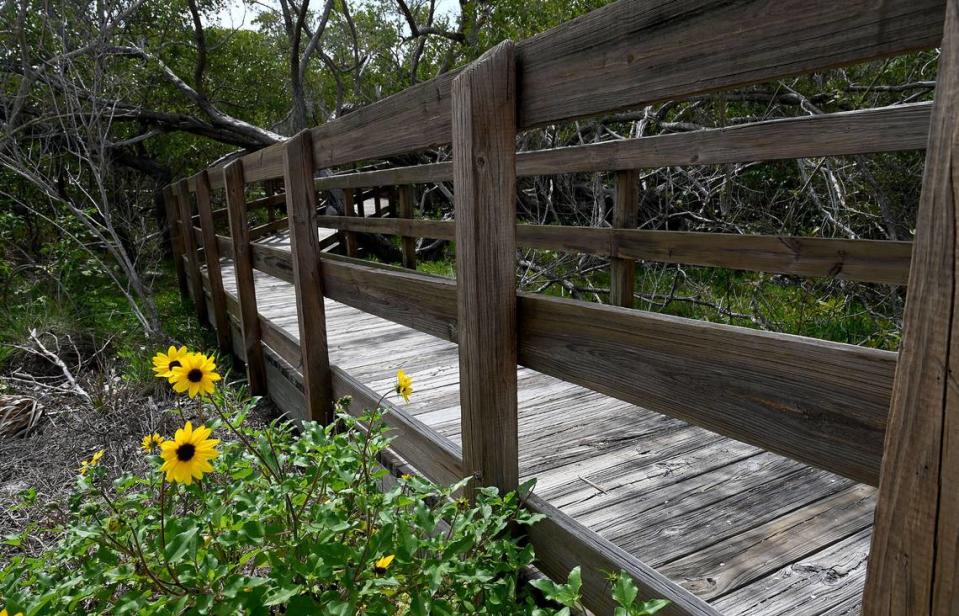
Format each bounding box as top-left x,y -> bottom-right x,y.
712,528 -> 872,616
214,239 -> 875,615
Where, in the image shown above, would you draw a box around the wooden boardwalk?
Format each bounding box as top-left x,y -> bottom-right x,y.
206,229 -> 875,615
165,2 -> 959,611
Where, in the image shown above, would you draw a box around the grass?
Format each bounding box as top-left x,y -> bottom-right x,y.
0,264 -> 229,385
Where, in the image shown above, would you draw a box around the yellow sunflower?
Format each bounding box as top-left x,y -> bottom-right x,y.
170,353 -> 221,398
158,422 -> 219,485
395,370 -> 413,403
1,608 -> 25,616
152,346 -> 191,381
141,433 -> 165,454
79,449 -> 105,475
374,554 -> 395,573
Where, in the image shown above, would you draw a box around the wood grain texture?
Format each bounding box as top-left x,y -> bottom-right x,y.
162,186 -> 190,298
249,218 -> 292,241
517,294 -> 894,486
519,226 -> 913,285
864,1 -> 959,612
610,230 -> 912,285
453,41 -> 519,496
526,493 -> 721,616
610,170 -> 638,307
223,160 -> 267,395
283,131 -> 333,423
195,170 -> 232,351
175,180 -> 207,324
343,188 -> 359,258
516,0 -> 944,127
397,185 -> 417,269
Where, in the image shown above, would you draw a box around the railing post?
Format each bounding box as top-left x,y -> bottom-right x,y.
609,169 -> 638,308
398,185 -> 417,269
343,187 -> 359,257
864,1 -> 959,612
175,179 -> 208,325
453,41 -> 518,498
283,130 -> 334,424
195,170 -> 232,352
163,185 -> 189,299
223,160 -> 268,396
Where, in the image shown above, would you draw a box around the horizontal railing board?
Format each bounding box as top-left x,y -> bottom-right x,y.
249,218 -> 291,241
304,216 -> 912,284
611,229 -> 911,285
517,294 -> 893,487
179,0 -> 943,186
310,103 -> 931,190
314,162 -> 451,191
517,103 -> 932,174
515,0 -> 943,128
246,244 -> 893,484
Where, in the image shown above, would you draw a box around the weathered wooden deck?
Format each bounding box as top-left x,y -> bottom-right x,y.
164,1 -> 959,612
203,229 -> 875,615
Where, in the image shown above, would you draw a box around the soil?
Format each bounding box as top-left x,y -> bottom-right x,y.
0,367 -> 277,566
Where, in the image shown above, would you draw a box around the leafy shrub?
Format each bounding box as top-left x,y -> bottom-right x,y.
0,350 -> 668,615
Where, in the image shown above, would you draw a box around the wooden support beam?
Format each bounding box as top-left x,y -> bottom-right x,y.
397,185 -> 417,269
223,160 -> 267,395
374,191 -> 382,215
864,1 -> 959,611
453,41 -> 519,497
283,130 -> 334,424
343,187 -> 359,258
162,185 -> 189,298
609,170 -> 638,307
195,170 -> 232,352
175,179 -> 207,324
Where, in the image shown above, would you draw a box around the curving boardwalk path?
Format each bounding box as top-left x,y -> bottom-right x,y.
200,228 -> 872,616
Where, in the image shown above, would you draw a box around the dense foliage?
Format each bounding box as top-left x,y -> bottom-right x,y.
0,363 -> 667,615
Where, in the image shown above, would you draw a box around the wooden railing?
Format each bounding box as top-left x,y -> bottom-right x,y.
161,0 -> 958,614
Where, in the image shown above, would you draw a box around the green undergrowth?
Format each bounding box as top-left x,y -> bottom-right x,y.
0,381 -> 669,615
0,264 -> 228,386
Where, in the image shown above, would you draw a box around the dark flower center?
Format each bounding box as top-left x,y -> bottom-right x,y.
176,443 -> 196,461
187,368 -> 203,383
168,360 -> 182,371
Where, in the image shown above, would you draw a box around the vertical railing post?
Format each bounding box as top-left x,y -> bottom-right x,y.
864,0 -> 959,612
284,130 -> 334,424
609,169 -> 638,308
163,185 -> 189,299
195,170 -> 232,352
343,187 -> 359,257
398,185 -> 417,269
223,160 -> 268,396
453,41 -> 518,498
176,179 -> 208,325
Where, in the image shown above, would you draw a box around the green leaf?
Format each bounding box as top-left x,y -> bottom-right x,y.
164,526 -> 199,564
264,583 -> 302,606
611,572 -> 638,608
